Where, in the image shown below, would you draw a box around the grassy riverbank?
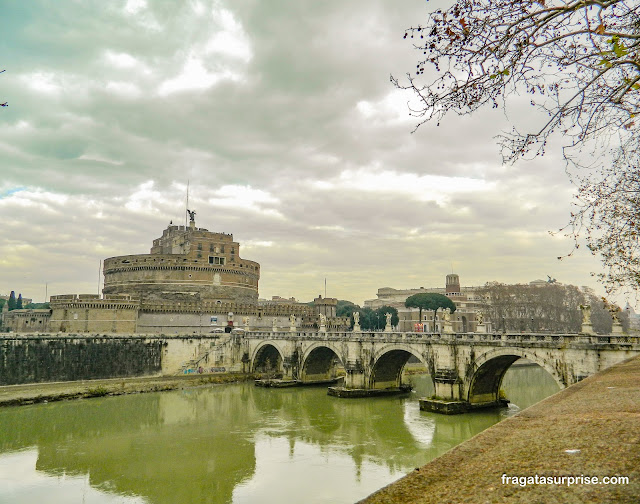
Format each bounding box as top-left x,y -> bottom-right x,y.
0,373 -> 256,407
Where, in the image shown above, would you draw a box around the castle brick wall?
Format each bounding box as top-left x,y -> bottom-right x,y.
48,295 -> 317,334
3,310 -> 51,333
49,295 -> 139,333
103,253 -> 259,303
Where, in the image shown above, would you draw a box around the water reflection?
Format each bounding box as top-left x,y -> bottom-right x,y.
0,449 -> 148,504
0,365 -> 559,504
502,362 -> 561,411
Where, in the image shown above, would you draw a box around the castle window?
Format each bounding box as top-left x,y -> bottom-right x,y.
221,245 -> 225,253
209,244 -> 214,252
209,256 -> 225,265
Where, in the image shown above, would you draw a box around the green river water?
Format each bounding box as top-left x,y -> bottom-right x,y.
0,365 -> 559,504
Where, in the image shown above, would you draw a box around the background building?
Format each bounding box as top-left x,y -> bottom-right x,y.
365,274 -> 486,332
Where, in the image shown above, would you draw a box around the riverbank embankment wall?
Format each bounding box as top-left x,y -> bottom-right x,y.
0,334 -> 230,385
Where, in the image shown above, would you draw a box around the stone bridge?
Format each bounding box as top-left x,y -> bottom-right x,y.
215,330 -> 640,413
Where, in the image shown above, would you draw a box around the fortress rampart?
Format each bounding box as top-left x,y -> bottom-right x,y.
49,294 -> 140,333
46,292 -> 340,335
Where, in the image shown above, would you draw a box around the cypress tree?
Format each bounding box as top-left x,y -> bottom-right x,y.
7,291 -> 16,311
16,293 -> 23,309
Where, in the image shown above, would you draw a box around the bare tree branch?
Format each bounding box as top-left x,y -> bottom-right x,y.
396,0 -> 640,295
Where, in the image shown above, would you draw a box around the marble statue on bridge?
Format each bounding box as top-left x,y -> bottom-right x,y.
352,311 -> 360,332
384,312 -> 392,333
319,313 -> 327,333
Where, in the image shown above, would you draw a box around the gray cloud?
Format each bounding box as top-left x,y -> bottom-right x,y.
0,0 -> 613,306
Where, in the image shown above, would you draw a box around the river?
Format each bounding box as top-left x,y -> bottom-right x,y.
0,365 -> 559,504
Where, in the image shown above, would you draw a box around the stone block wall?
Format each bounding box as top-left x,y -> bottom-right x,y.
0,336 -> 164,385
3,309 -> 51,333
49,295 -> 140,333
102,254 -> 260,302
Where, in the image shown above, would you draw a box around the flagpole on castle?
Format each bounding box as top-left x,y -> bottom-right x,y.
185,179 -> 190,227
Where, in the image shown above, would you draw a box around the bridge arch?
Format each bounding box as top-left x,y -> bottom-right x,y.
371,344 -> 428,390
467,348 -> 565,406
300,343 -> 344,382
251,341 -> 285,375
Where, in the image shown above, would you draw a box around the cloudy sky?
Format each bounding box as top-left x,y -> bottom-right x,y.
0,0 -> 615,306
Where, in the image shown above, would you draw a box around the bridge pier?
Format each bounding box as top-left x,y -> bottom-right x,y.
343,360 -> 365,388
328,354 -> 412,398
419,369 -> 476,414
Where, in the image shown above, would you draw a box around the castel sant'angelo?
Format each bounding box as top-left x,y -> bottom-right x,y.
44,213 -> 345,334
103,214 -> 261,304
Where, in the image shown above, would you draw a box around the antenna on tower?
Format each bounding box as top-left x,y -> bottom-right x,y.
98,260 -> 102,298
185,180 -> 190,228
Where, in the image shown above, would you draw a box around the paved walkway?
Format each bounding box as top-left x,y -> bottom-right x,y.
359,356 -> 640,504
0,373 -> 250,406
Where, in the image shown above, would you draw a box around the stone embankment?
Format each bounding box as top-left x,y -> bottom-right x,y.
0,373 -> 253,407
359,356 -> 640,504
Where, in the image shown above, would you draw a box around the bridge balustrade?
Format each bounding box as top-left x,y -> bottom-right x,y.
243,330 -> 640,349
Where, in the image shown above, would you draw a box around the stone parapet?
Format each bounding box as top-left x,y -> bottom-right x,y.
138,300 -> 314,317
50,294 -> 140,310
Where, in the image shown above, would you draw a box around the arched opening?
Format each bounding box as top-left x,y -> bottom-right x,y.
468,353 -> 563,407
500,360 -> 562,410
468,355 -> 519,406
461,316 -> 468,333
371,349 -> 422,390
252,344 -> 283,377
301,346 -> 343,383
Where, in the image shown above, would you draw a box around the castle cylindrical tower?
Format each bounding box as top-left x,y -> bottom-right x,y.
103,222 -> 260,303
